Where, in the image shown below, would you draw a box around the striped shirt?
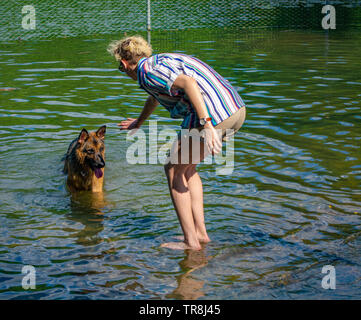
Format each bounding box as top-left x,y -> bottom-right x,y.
137,53 -> 246,129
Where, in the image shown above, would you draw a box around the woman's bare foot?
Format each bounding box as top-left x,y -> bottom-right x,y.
198,236 -> 211,244
174,235 -> 211,244
161,241 -> 202,250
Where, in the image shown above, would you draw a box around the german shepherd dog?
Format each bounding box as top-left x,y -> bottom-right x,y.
63,126 -> 106,192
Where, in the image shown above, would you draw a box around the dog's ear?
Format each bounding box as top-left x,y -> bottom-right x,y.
96,125 -> 106,140
78,128 -> 89,144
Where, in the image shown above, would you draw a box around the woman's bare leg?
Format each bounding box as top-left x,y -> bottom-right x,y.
184,165 -> 210,243
163,163 -> 202,250
162,136 -> 210,250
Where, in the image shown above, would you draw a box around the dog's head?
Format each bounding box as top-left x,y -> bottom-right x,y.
76,125 -> 106,178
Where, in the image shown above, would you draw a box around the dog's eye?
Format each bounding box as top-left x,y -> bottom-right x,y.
86,148 -> 95,154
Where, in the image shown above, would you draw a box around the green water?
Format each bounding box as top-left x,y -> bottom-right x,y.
0,29 -> 360,299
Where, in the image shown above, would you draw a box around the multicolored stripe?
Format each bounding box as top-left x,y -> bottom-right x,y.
137,53 -> 245,129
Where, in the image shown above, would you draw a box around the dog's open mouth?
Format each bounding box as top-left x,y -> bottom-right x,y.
94,168 -> 103,179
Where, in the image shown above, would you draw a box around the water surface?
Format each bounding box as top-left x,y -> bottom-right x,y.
0,29 -> 360,299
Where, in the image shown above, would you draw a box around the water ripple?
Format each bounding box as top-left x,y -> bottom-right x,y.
0,29 -> 360,299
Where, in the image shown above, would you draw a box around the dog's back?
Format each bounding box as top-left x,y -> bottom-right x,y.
63,138 -> 78,175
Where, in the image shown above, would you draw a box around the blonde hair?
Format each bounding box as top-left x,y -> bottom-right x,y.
107,36 -> 152,64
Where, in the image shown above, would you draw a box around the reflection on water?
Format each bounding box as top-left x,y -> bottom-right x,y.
167,248 -> 210,300
67,192 -> 107,246
0,29 -> 361,299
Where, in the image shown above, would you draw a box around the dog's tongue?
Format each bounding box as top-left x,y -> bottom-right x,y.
94,168 -> 103,179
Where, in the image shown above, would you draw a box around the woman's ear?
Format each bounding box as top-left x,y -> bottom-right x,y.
121,59 -> 138,80
121,59 -> 129,70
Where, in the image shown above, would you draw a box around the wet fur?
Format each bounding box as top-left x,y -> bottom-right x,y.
63,126 -> 106,192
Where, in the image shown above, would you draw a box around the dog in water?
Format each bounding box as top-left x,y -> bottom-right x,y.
63,125 -> 106,192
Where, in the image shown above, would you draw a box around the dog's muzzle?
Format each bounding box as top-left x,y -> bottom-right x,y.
92,155 -> 105,178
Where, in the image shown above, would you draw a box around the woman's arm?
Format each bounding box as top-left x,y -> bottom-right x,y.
172,74 -> 222,154
118,95 -> 159,130
172,75 -> 210,119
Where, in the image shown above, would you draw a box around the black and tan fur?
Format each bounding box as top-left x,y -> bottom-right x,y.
63,126 -> 106,192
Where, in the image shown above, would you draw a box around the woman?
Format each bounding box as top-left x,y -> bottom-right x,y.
108,36 -> 246,250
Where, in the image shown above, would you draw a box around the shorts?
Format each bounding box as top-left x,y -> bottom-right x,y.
165,106 -> 246,165
199,106 -> 246,141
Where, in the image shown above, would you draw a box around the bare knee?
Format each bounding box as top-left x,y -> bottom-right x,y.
164,163 -> 191,193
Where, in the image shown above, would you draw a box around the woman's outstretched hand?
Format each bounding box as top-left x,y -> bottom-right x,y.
118,118 -> 140,131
